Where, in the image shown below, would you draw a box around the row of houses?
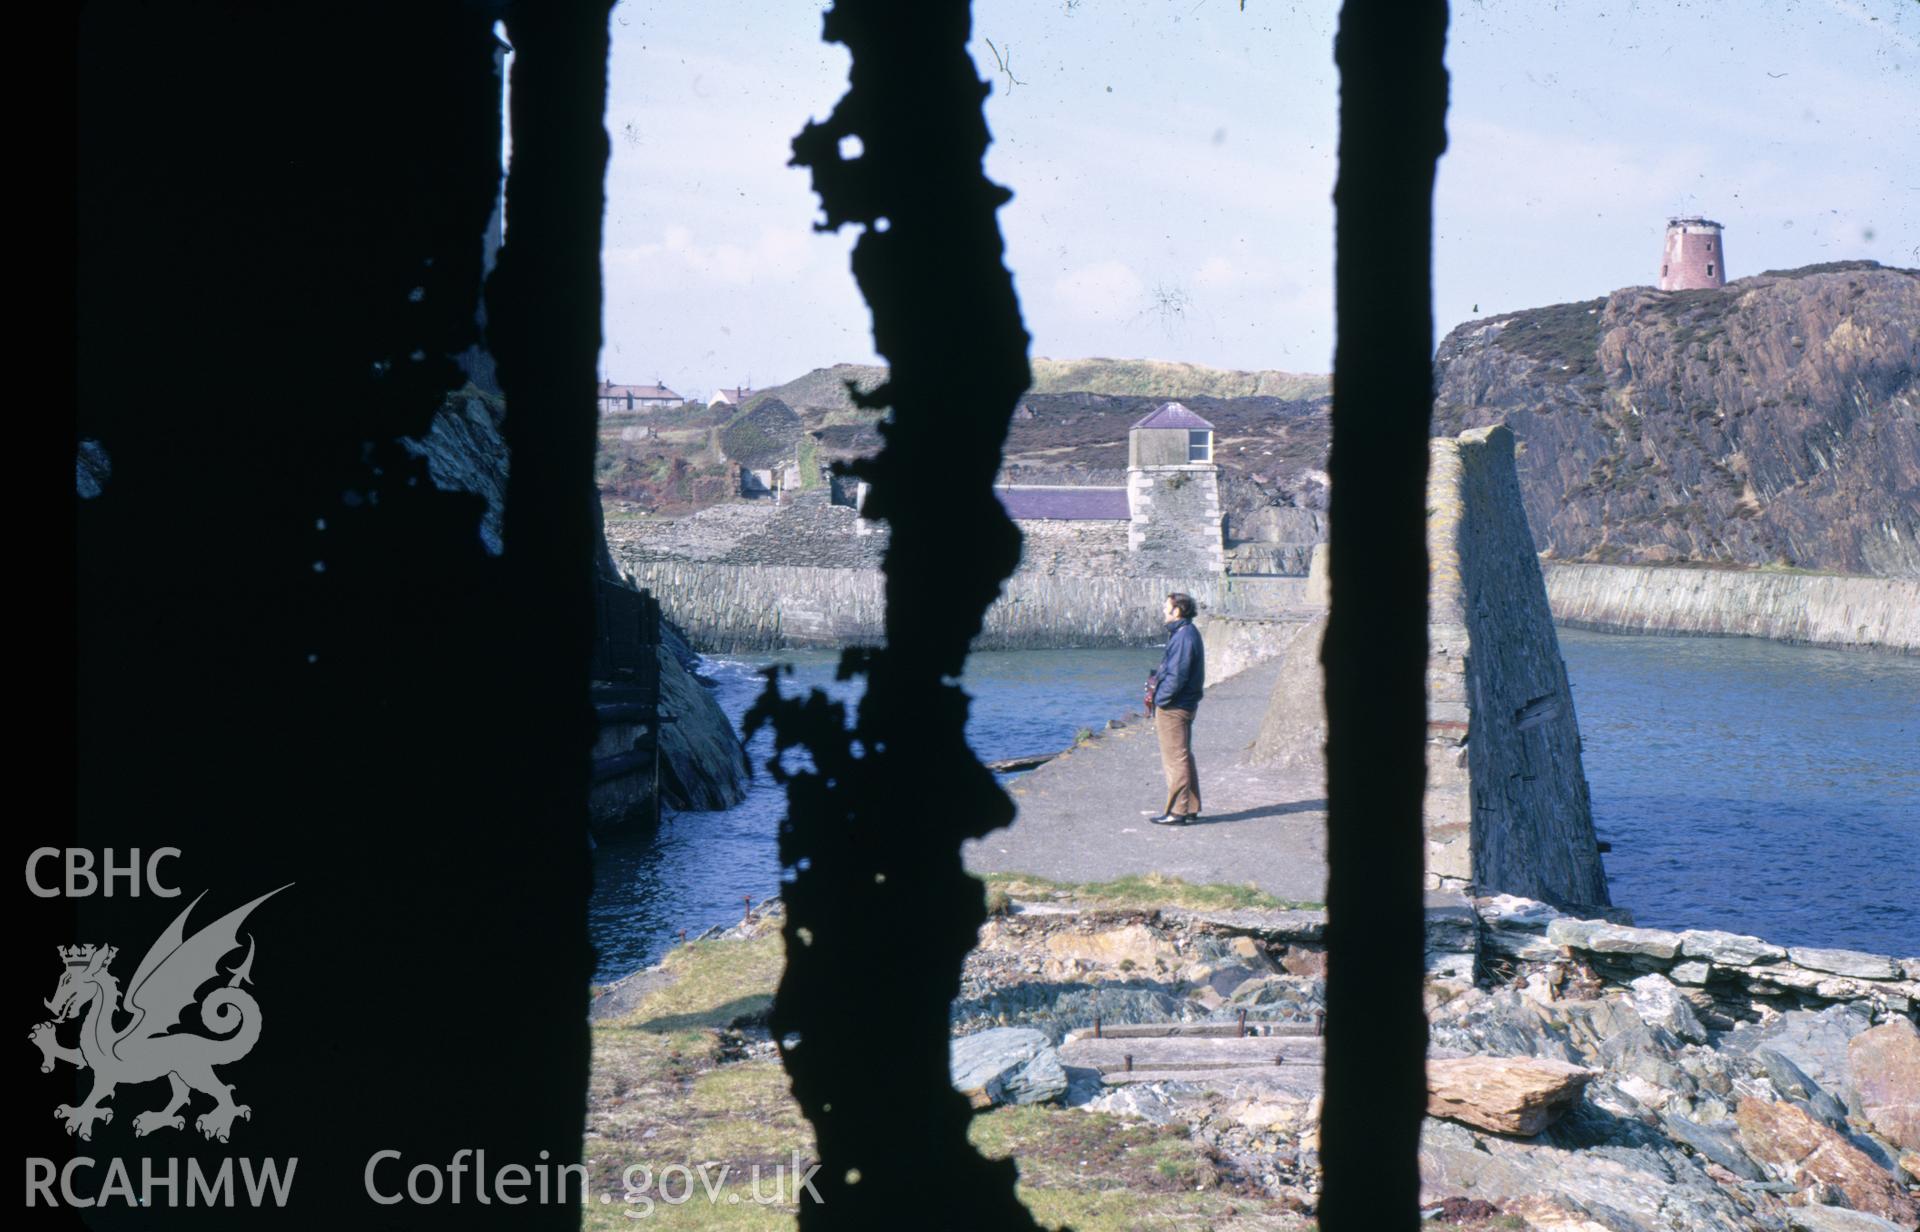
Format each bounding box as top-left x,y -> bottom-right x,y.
596,379 -> 759,415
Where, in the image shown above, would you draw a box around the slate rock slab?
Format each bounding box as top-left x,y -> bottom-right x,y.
1724,1005 -> 1875,1117
1660,1112 -> 1763,1181
1630,973 -> 1709,1044
1755,1047 -> 1850,1128
1681,928 -> 1788,967
1785,1206 -> 1912,1232
951,1027 -> 1068,1108
1789,947 -> 1899,980
1426,1056 -> 1597,1136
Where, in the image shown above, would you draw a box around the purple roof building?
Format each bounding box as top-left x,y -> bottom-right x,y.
995,400 -> 1225,575
994,485 -> 1130,522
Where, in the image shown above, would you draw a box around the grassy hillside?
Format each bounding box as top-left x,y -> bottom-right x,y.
1029,358 -> 1327,401
598,357 -> 1332,515
740,358 -> 1328,416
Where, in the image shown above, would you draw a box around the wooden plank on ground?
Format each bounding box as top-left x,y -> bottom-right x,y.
1060,1035 -> 1322,1074
1063,1021 -> 1321,1043
1098,1066 -> 1324,1094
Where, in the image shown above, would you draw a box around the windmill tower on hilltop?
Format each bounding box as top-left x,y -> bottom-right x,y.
1659,217 -> 1727,291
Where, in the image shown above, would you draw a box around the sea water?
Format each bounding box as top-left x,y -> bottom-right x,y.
589,634 -> 1919,982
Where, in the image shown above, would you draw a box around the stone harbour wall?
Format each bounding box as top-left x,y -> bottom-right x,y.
1249,428 -> 1609,909
1194,613 -> 1315,688
1543,562 -> 1920,653
1015,517 -> 1133,575
1474,893 -> 1919,1026
618,558 -> 1309,652
1441,427 -> 1610,909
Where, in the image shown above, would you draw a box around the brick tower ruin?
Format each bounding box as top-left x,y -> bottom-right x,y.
1658,217 -> 1727,291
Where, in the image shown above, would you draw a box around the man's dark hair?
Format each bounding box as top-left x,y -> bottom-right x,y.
1167,592 -> 1196,620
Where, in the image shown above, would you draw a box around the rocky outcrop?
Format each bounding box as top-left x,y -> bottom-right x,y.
611,882 -> 1920,1228
947,887 -> 1920,1228
1433,262 -> 1920,577
654,621 -> 749,811
404,383 -> 749,816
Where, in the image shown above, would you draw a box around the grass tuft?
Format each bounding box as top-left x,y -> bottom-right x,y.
983,871 -> 1321,913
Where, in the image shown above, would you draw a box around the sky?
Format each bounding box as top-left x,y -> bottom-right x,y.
588,0 -> 1918,398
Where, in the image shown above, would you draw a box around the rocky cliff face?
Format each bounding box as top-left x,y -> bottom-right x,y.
411,385 -> 750,813
1433,262 -> 1920,577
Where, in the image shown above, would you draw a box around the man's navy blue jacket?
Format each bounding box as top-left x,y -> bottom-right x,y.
1152,619 -> 1205,711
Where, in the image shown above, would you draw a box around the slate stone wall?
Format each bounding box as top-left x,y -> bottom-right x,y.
1252,427 -> 1610,909
1435,426 -> 1611,909
1543,562 -> 1920,653
618,559 -> 1306,652
1128,464 -> 1226,575
1015,518 -> 1132,574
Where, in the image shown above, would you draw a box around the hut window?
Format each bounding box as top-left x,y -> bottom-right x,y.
1188,430 -> 1211,463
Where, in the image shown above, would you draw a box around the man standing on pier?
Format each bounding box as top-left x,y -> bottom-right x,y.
1145,592 -> 1205,825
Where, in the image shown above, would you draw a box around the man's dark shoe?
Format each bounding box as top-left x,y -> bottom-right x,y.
1148,811 -> 1187,826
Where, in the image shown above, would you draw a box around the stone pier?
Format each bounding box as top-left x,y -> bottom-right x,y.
1248,425 -> 1611,910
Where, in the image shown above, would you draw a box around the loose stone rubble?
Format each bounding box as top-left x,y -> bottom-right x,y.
943,889 -> 1920,1228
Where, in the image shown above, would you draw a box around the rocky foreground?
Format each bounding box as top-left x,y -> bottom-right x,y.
589,878 -> 1919,1231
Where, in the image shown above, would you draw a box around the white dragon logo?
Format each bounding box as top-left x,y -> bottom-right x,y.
30,886 -> 289,1143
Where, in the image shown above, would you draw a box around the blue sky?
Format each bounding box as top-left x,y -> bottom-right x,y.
591,0 -> 1917,396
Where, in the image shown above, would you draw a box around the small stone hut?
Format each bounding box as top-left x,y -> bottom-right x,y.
1126,402 -> 1225,575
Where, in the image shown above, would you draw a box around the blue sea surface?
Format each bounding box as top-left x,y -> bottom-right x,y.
1558,628 -> 1919,958
588,633 -> 1920,983
588,647 -> 1152,982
